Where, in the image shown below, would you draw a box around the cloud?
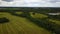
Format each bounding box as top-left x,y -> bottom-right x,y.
2,0 -> 14,2
49,0 -> 60,3
0,0 -> 60,7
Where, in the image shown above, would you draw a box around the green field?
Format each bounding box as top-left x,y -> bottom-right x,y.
0,12 -> 53,34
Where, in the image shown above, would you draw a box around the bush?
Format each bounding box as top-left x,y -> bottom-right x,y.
0,17 -> 9,23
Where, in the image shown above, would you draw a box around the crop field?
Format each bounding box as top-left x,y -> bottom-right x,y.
0,11 -> 60,34
0,12 -> 53,34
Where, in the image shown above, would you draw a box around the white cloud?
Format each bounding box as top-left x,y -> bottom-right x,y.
0,0 -> 60,7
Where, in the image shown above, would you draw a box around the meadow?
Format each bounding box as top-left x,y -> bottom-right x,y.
0,12 -> 52,34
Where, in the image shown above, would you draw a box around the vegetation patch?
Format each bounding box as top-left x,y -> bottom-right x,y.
0,17 -> 9,23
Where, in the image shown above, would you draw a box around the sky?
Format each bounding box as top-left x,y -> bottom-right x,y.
0,0 -> 60,7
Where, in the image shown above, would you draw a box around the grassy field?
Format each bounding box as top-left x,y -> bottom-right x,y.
30,12 -> 60,25
0,12 -> 53,34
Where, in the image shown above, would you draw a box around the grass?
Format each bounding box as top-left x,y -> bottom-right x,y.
30,12 -> 48,19
0,12 -> 52,34
49,19 -> 60,25
30,12 -> 60,25
15,12 -> 23,15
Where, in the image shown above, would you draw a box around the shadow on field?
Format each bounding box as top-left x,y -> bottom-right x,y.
0,17 -> 9,23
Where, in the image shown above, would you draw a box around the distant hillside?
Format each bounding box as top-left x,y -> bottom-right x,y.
0,7 -> 60,13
